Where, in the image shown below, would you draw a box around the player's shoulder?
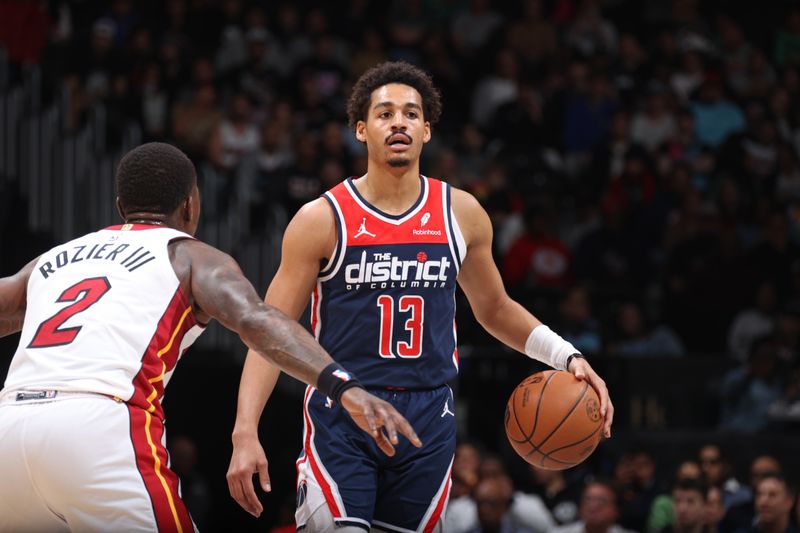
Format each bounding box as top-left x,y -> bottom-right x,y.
449,186 -> 490,241
283,197 -> 337,256
291,197 -> 336,228
449,186 -> 484,213
170,236 -> 238,268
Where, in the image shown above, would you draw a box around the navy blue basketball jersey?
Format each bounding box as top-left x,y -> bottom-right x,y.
312,176 -> 466,388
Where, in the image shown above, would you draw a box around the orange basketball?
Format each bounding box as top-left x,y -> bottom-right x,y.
505,370 -> 603,470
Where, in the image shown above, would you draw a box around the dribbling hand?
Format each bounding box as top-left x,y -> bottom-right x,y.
340,388 -> 423,456
227,433 -> 270,517
568,357 -> 614,438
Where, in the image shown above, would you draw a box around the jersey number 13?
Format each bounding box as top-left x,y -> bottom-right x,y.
377,295 -> 424,358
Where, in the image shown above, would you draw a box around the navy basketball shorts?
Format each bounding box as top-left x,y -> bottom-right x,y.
295,385 -> 457,532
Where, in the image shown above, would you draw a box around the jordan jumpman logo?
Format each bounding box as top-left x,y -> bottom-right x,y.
354,217 -> 376,238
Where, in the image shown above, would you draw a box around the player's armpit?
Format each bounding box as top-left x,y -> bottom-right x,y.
0,257 -> 38,338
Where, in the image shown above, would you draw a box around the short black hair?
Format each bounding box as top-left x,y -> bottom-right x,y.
346,61 -> 442,129
757,473 -> 797,499
116,142 -> 196,215
673,477 -> 708,500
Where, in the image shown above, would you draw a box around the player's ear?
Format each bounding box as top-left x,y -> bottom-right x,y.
355,121 -> 367,143
422,121 -> 431,144
180,194 -> 193,223
115,197 -> 125,221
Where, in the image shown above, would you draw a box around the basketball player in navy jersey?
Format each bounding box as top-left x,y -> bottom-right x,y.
227,62 -> 614,531
0,142 -> 418,532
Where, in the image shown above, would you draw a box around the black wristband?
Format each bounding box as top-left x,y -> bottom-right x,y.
566,353 -> 585,370
316,363 -> 364,404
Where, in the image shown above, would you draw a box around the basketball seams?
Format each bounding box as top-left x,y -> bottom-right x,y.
508,371 -> 558,444
543,424 -> 603,459
525,380 -> 588,456
528,371 -> 558,443
505,371 -> 602,470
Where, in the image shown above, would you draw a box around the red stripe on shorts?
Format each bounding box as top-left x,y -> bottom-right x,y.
303,387 -> 343,518
128,405 -> 194,533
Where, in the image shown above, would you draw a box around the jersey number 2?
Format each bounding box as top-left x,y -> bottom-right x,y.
377,295 -> 423,358
28,277 -> 112,348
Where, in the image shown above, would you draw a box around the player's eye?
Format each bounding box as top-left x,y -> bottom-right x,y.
379,111 -> 392,119
407,111 -> 418,119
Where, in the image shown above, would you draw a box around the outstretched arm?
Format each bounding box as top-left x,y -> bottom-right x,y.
181,233 -> 419,434
0,258 -> 37,338
222,199 -> 421,516
452,189 -> 614,437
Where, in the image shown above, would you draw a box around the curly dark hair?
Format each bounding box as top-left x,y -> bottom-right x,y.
116,142 -> 196,215
346,61 -> 442,129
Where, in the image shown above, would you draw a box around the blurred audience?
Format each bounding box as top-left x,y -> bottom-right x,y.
552,480 -> 636,533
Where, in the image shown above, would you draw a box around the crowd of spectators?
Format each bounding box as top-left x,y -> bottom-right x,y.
3,0 -> 800,529
3,0 -> 800,419
442,441 -> 799,533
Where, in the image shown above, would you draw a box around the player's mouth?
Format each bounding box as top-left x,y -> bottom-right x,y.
386,132 -> 412,152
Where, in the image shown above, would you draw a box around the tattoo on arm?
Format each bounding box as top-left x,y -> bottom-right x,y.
0,315 -> 23,339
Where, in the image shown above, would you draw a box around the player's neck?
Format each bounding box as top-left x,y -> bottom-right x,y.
355,165 -> 421,215
124,212 -> 171,228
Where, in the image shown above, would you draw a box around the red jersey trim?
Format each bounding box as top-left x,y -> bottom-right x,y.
105,224 -> 168,231
128,287 -> 197,419
343,175 -> 428,225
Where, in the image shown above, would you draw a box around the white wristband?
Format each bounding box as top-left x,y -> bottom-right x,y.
524,325 -> 580,371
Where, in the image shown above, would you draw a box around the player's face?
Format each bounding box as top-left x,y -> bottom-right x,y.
356,83 -> 431,169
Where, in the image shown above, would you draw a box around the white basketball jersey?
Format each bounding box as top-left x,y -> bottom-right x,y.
3,224 -> 205,417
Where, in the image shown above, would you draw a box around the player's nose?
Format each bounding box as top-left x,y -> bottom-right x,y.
390,115 -> 408,129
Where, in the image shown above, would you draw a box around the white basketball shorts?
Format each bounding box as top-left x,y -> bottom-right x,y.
0,391 -> 196,532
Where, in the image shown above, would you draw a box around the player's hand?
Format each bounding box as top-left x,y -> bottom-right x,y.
340,388 -> 423,456
227,432 -> 270,517
568,357 -> 614,439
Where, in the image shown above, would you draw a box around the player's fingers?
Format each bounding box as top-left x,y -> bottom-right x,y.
257,459 -> 272,493
392,413 -> 422,448
360,401 -> 378,436
374,404 -> 399,444
373,427 -> 397,456
587,373 -> 613,438
228,476 -> 254,516
603,396 -> 615,438
241,478 -> 264,517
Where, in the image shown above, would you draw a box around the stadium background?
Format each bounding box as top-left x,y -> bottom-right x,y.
1,0 -> 800,531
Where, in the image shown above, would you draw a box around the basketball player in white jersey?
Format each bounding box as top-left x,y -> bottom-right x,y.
0,142 -> 420,533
